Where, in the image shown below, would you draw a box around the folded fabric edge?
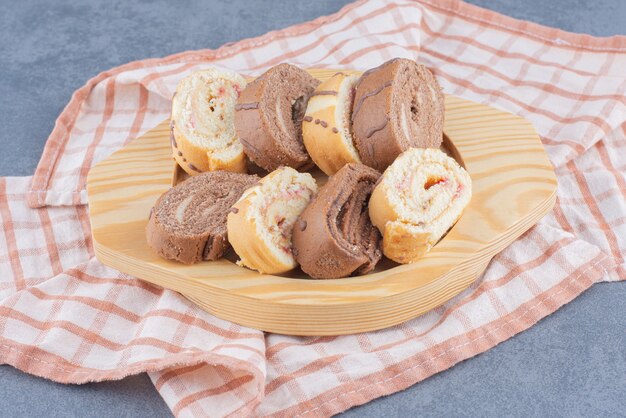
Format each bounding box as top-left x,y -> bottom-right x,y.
0,339 -> 264,390
28,0 -> 626,209
602,262 -> 626,282
25,0 -> 369,209
27,188 -> 87,208
273,253 -> 614,417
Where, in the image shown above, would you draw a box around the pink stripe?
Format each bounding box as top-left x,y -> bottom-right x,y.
274,255 -> 611,417
0,179 -> 26,291
27,0 -> 368,207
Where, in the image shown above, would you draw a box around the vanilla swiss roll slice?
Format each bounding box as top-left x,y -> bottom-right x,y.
227,167 -> 317,274
369,148 -> 472,264
171,68 -> 247,175
302,72 -> 361,175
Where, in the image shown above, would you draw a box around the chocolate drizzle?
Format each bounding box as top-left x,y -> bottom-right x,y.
235,102 -> 259,111
239,137 -> 262,155
365,119 -> 388,138
353,58 -> 400,91
350,58 -> 443,172
229,207 -> 239,214
352,81 -> 393,120
306,115 -> 336,132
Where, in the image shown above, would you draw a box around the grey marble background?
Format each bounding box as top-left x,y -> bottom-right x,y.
0,0 -> 624,417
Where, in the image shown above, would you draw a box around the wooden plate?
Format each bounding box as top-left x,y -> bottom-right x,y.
86,69 -> 557,336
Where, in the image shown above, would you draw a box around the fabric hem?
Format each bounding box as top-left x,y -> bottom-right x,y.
26,0 -> 369,208
29,0 -> 626,208
0,339 -> 263,386
275,254 -> 614,417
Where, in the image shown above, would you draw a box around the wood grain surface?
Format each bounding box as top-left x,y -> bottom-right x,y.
86,69 -> 557,336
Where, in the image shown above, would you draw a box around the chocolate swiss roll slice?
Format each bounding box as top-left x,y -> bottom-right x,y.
351,58 -> 445,172
234,63 -> 320,171
146,171 -> 259,264
369,148 -> 472,264
292,163 -> 382,279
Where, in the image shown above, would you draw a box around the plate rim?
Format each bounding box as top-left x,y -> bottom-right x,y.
86,68 -> 557,335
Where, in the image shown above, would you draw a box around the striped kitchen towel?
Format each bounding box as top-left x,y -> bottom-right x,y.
2,0 -> 625,416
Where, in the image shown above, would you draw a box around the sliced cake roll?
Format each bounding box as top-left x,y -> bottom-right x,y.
227,167 -> 317,274
351,58 -> 445,172
146,171 -> 259,264
302,72 -> 361,175
292,163 -> 382,279
369,148 -> 472,264
234,63 -> 320,171
171,68 -> 248,175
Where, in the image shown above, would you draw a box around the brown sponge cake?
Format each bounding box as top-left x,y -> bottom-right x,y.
292,163 -> 382,279
351,58 -> 444,172
146,171 -> 259,264
234,63 -> 320,171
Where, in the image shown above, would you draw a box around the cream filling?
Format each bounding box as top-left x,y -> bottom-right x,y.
335,74 -> 361,162
383,148 -> 471,241
175,195 -> 194,223
394,163 -> 458,224
260,182 -> 313,254
276,100 -> 290,136
399,103 -> 414,142
240,167 -> 318,265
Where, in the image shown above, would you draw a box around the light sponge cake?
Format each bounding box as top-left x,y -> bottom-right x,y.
234,63 -> 320,171
146,171 -> 259,264
227,167 -> 317,274
369,148 -> 472,264
302,72 -> 361,175
171,68 -> 248,175
351,58 -> 445,172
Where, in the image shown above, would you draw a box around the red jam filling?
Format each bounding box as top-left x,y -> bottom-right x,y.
424,177 -> 448,190
454,184 -> 463,198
